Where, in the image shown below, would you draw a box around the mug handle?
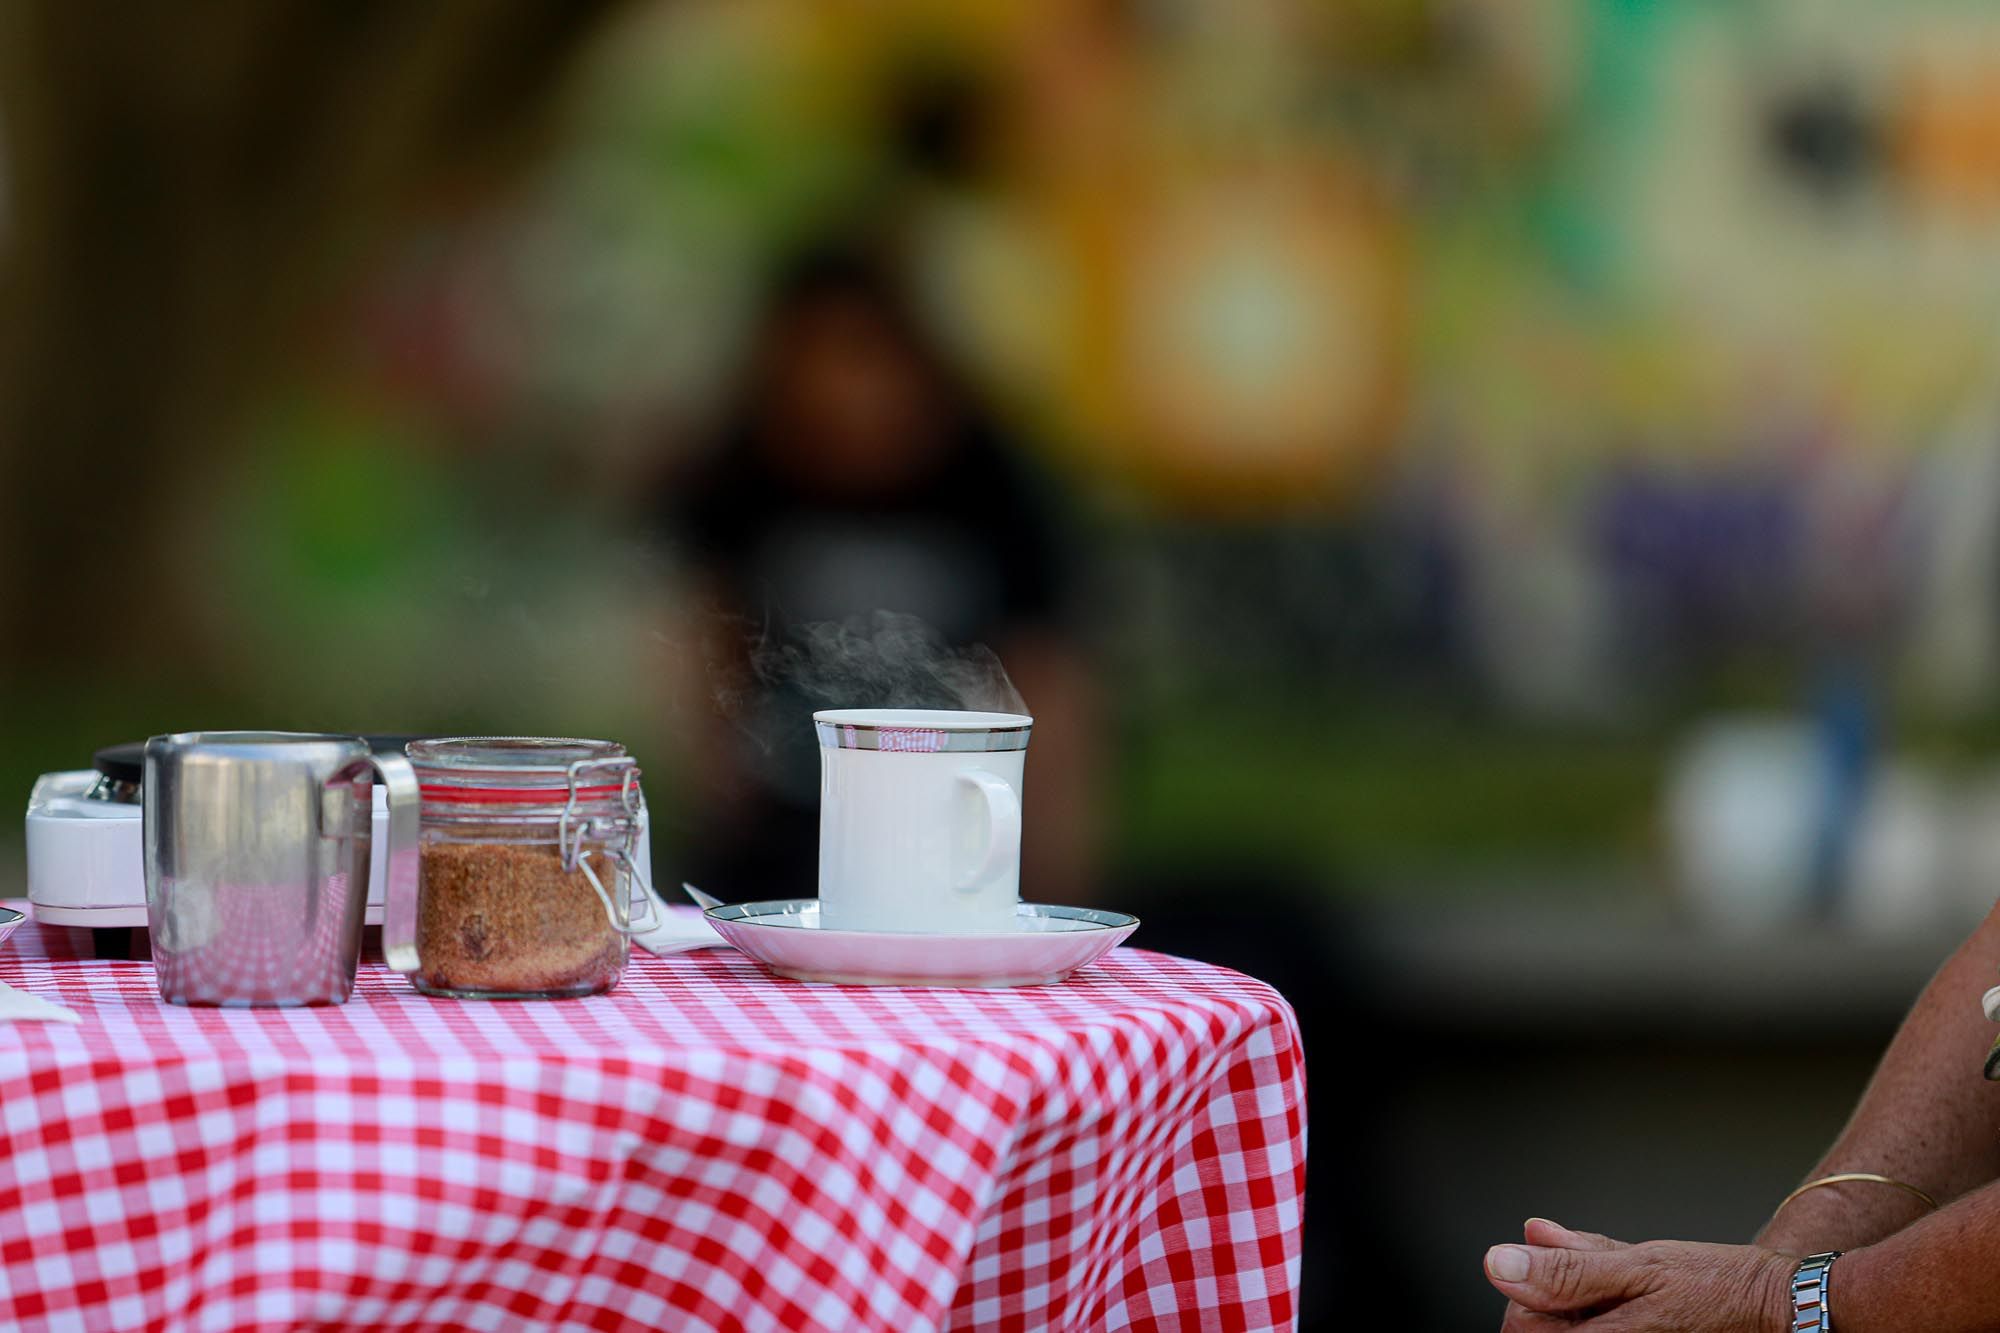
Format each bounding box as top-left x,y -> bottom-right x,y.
373,752 -> 424,973
956,770 -> 1022,894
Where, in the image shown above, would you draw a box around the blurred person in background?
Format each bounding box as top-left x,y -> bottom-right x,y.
657,241 -> 1101,907
659,238 -> 1382,1327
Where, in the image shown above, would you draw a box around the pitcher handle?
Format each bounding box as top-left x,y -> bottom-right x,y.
372,752 -> 424,973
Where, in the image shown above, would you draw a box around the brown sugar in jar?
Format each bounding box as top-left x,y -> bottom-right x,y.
416,842 -> 626,997
396,737 -> 644,1000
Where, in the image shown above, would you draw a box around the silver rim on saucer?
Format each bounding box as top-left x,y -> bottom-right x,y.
703,900 -> 1140,987
704,901 -> 1137,935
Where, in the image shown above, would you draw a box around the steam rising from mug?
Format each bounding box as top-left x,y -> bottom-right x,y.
751,610 -> 1025,713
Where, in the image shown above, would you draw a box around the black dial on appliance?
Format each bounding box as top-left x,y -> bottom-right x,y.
92,743 -> 146,787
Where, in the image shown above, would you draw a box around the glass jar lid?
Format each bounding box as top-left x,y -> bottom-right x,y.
409,736 -> 653,917
408,737 -> 642,872
407,737 -> 633,805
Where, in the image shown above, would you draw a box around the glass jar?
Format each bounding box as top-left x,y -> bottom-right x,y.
397,737 -> 647,999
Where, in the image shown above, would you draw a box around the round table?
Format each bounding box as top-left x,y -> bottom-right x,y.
0,907 -> 1306,1332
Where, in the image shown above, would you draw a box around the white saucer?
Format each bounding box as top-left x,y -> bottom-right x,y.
703,900 -> 1139,987
0,905 -> 21,951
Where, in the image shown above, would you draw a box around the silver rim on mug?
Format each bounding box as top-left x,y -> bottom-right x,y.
814,717 -> 1032,754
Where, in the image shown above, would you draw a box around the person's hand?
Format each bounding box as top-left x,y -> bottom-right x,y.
1486,1217 -> 1793,1331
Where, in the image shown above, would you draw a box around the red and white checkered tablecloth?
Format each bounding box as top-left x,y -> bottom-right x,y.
0,906 -> 1307,1332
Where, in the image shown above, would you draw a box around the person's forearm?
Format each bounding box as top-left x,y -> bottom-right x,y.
1757,907 -> 2000,1255
1757,1174 -> 1933,1257
1834,1180 -> 2000,1332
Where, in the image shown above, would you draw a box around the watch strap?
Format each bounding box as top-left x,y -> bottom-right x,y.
1791,1251 -> 1841,1332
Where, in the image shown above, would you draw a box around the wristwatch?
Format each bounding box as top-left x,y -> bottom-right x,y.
1791,1251 -> 1841,1332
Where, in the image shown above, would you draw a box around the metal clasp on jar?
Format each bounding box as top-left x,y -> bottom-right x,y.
558,756 -> 657,935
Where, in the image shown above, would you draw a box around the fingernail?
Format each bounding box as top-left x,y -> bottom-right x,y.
1487,1245 -> 1530,1283
1526,1216 -> 1571,1237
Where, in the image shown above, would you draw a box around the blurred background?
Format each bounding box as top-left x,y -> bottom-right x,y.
12,0 -> 2000,1325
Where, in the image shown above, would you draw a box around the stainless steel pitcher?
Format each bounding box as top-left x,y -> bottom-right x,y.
143,732 -> 419,1006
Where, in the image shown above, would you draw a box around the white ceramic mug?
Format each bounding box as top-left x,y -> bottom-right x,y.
814,708 -> 1032,934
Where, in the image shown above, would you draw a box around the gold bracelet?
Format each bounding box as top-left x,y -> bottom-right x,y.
1775,1172 -> 1940,1217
